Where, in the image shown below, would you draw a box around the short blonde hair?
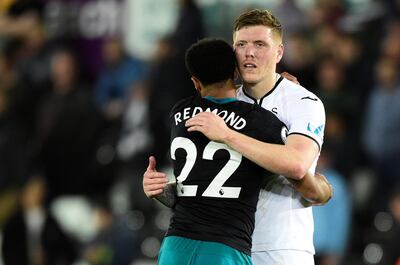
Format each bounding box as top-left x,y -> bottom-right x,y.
233,9 -> 282,41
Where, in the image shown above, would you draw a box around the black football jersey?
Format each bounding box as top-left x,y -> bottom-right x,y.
166,96 -> 285,255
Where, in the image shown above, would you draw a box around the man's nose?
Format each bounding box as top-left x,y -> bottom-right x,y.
245,46 -> 255,58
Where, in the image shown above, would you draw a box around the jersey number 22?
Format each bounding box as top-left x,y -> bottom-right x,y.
171,137 -> 242,199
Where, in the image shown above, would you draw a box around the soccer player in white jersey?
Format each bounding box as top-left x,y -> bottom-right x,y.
144,9 -> 332,265
185,9 -> 327,265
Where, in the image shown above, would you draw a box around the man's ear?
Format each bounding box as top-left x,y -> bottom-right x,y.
276,44 -> 284,64
191,76 -> 201,93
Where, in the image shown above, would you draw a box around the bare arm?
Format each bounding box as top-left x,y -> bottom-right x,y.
289,172 -> 333,205
186,112 -> 318,180
185,112 -> 334,203
143,156 -> 176,208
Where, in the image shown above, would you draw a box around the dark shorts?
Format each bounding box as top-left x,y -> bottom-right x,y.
158,236 -> 252,265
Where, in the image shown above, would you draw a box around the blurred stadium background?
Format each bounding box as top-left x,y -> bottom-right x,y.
0,0 -> 399,264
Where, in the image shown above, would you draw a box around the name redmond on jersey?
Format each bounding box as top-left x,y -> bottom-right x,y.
174,107 -> 247,130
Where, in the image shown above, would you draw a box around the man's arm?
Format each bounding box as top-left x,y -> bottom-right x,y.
143,156 -> 176,208
186,112 -> 317,180
185,112 -> 333,203
289,172 -> 333,205
154,182 -> 177,208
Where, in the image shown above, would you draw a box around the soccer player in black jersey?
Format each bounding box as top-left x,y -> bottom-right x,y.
155,38 -> 285,265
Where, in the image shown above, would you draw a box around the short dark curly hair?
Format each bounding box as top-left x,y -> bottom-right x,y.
185,38 -> 236,86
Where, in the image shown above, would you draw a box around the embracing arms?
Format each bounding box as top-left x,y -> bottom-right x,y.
143,157 -> 332,207
185,112 -> 333,205
186,112 -> 317,180
143,147 -> 332,207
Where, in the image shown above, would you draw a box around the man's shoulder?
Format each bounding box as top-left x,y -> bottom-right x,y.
279,78 -> 320,101
277,79 -> 325,114
170,96 -> 198,113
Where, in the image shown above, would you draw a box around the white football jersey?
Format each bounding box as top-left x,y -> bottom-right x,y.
236,75 -> 326,254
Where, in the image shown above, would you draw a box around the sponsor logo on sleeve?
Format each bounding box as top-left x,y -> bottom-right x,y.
307,122 -> 324,137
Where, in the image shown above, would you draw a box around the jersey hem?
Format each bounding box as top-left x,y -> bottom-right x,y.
251,246 -> 315,255
166,231 -> 251,256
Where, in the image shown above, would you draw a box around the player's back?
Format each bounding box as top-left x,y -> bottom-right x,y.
167,96 -> 285,256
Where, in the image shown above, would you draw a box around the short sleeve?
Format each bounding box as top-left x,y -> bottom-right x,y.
286,94 -> 326,150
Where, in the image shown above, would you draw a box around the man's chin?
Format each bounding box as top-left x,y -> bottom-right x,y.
242,77 -> 259,85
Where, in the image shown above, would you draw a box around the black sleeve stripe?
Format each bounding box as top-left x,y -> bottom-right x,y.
287,132 -> 321,151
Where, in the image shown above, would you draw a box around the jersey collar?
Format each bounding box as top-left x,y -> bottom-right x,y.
204,96 -> 238,104
242,75 -> 284,105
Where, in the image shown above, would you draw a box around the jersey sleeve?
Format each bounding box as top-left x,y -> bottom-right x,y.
286,93 -> 326,150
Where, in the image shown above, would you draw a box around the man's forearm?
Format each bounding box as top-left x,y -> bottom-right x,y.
225,131 -> 333,205
154,182 -> 177,208
289,172 -> 333,205
224,130 -> 309,180
185,112 -> 319,180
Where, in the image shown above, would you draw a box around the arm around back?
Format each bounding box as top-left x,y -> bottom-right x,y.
186,112 -> 319,180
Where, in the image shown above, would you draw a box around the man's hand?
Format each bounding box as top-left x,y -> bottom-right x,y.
143,156 -> 168,198
281,72 -> 300,85
185,112 -> 231,142
290,172 -> 333,206
313,173 -> 333,205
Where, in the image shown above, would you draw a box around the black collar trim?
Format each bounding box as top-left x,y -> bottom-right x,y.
242,76 -> 284,105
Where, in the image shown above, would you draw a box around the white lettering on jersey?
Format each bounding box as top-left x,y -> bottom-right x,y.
183,107 -> 191,120
233,118 -> 246,130
193,107 -> 203,116
173,107 -> 247,130
218,110 -> 228,119
174,112 -> 182,125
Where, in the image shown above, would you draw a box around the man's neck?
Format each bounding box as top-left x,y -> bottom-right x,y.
243,72 -> 278,99
201,80 -> 237,99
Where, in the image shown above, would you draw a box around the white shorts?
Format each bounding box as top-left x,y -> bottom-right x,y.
252,250 -> 315,265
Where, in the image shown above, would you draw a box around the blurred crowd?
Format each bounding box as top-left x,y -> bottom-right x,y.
0,0 -> 399,265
